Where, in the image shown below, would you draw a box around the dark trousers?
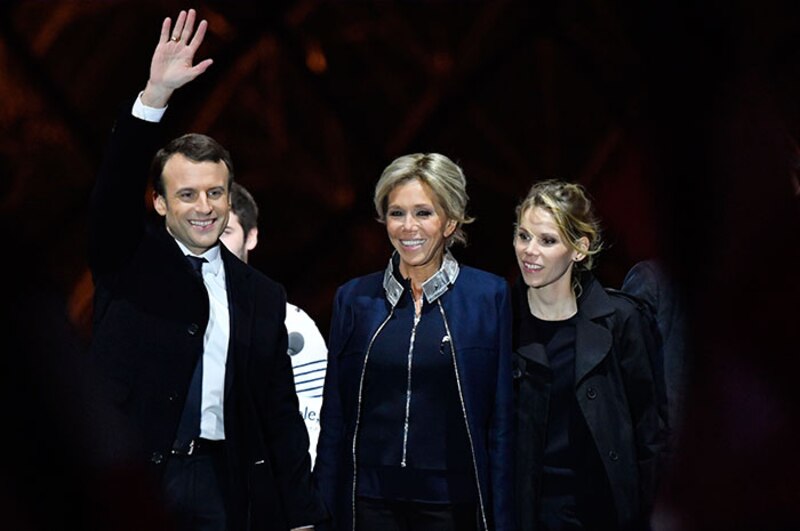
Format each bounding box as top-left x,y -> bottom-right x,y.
537,492 -> 618,531
538,493 -> 583,531
356,496 -> 479,531
162,448 -> 227,531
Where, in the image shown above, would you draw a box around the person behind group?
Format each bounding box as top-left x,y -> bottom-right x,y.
313,153 -> 514,531
220,181 -> 328,465
511,179 -> 666,530
87,10 -> 324,530
621,259 -> 687,441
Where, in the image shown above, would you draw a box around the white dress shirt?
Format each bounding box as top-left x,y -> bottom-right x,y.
176,241 -> 229,441
134,96 -> 230,441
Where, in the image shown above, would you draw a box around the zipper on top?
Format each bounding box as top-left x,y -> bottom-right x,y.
400,309 -> 421,467
350,308 -> 394,531
437,300 -> 489,530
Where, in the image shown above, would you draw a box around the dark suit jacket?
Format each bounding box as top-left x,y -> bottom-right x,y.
88,104 -> 326,530
622,260 -> 688,434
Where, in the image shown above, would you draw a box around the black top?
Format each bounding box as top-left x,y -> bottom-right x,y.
519,313 -> 585,492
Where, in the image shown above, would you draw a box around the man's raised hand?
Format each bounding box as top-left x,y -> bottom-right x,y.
142,9 -> 213,108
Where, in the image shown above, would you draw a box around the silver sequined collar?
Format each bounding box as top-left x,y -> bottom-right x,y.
382,251 -> 460,307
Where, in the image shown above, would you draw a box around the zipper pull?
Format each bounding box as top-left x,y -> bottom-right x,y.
440,335 -> 451,355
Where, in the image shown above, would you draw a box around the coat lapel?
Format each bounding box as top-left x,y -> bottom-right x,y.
574,275 -> 614,385
574,318 -> 612,384
517,342 -> 549,368
511,277 -> 550,368
222,247 -> 254,401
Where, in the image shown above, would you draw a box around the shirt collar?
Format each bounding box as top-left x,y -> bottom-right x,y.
175,239 -> 224,277
382,250 -> 460,307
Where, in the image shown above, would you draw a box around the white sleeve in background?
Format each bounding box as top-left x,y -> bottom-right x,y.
284,302 -> 328,468
132,91 -> 168,123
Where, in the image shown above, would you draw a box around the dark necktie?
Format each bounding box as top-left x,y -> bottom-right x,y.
186,255 -> 207,280
174,255 -> 208,450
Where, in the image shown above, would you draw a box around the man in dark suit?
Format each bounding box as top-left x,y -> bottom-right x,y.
88,9 -> 325,530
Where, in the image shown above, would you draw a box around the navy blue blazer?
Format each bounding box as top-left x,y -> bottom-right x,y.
313,257 -> 514,531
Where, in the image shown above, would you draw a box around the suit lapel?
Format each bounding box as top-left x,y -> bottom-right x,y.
222,248 -> 254,402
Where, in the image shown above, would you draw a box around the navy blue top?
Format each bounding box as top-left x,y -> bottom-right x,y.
357,273 -> 475,503
313,255 -> 514,531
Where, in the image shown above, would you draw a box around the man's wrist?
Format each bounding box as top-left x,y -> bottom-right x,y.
140,81 -> 173,109
132,91 -> 167,123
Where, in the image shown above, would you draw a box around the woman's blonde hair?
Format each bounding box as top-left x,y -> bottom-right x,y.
374,153 -> 475,247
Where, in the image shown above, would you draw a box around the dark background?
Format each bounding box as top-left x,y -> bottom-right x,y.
1,0 -> 675,338
1,1 -> 799,529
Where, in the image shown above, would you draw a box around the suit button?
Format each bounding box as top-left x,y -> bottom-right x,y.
187,323 -> 200,335
608,450 -> 619,462
512,367 -> 522,379
168,391 -> 179,402
586,387 -> 597,399
150,452 -> 165,465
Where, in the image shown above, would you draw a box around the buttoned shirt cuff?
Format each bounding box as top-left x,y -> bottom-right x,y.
132,91 -> 167,122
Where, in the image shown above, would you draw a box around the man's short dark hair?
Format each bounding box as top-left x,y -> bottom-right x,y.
230,182 -> 259,236
151,133 -> 234,196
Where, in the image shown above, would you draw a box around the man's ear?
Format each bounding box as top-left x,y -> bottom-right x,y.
153,192 -> 167,217
245,227 -> 259,252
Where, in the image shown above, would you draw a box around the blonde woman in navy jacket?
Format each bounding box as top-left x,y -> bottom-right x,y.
314,154 -> 514,531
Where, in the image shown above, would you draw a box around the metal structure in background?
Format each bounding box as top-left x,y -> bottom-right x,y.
2,0 -> 797,338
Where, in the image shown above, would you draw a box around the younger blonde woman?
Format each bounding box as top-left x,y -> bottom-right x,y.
512,180 -> 666,530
